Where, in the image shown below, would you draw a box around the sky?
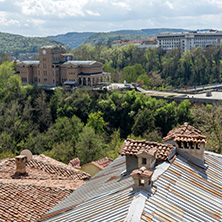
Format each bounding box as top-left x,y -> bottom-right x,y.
0,0 -> 222,37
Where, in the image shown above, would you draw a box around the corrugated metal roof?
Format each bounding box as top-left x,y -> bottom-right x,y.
142,152 -> 222,222
40,152 -> 222,222
40,155 -> 135,222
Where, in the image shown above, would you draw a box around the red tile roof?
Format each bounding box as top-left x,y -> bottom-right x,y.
81,157 -> 113,170
92,157 -> 113,169
0,154 -> 90,222
0,182 -> 72,222
119,138 -> 174,161
163,122 -> 207,143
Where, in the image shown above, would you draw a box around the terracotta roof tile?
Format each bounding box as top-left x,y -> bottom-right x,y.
0,154 -> 91,221
0,182 -> 72,222
94,157 -> 113,169
119,138 -> 174,161
81,157 -> 113,170
163,122 -> 207,143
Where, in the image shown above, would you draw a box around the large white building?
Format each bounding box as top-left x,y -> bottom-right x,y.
157,30 -> 222,52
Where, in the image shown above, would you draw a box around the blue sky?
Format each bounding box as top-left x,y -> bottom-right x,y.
0,0 -> 221,37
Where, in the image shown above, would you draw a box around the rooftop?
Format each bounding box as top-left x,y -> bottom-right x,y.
0,182 -> 72,222
39,150 -> 222,221
18,61 -> 39,65
0,154 -> 90,222
163,122 -> 206,143
63,61 -> 97,66
120,138 -> 174,161
40,46 -> 65,49
88,157 -> 113,170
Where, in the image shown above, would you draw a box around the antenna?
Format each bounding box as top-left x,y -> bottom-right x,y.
20,149 -> 33,162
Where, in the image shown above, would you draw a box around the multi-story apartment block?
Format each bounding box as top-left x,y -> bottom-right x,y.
157,30 -> 222,53
17,46 -> 111,86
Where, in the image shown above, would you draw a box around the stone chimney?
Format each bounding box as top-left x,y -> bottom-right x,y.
69,157 -> 80,168
15,155 -> 27,174
130,167 -> 153,191
163,122 -> 207,167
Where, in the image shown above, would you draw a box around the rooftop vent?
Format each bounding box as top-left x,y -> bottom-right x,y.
130,167 -> 153,191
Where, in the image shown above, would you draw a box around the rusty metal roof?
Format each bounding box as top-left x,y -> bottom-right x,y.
142,152 -> 222,222
40,155 -> 135,221
40,151 -> 222,222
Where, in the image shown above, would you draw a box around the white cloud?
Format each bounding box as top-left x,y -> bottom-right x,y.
164,1 -> 174,9
16,0 -> 87,17
112,2 -> 131,11
86,10 -> 100,16
0,11 -> 20,26
0,0 -> 222,36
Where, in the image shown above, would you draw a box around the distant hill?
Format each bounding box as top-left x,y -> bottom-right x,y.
0,32 -> 64,57
110,28 -> 190,35
48,28 -> 191,48
0,28 -> 193,59
47,32 -> 94,48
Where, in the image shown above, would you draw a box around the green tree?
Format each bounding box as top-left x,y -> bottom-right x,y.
86,111 -> 106,134
44,141 -> 74,164
132,109 -> 155,137
76,126 -> 106,164
191,104 -> 222,154
121,64 -> 146,83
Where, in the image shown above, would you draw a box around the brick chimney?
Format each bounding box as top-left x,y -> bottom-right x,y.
15,155 -> 27,174
130,167 -> 153,191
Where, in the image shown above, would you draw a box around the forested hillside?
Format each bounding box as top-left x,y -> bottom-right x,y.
0,32 -> 64,57
47,28 -> 190,48
47,32 -> 94,48
71,44 -> 222,88
0,61 -> 222,164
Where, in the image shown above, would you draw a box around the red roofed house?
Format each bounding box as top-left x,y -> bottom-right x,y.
0,154 -> 90,222
39,123 -> 222,222
77,157 -> 113,176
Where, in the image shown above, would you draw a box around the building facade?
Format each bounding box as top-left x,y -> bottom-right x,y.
17,46 -> 111,86
157,30 -> 222,52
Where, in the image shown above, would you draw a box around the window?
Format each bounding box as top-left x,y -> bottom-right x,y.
43,63 -> 47,68
184,142 -> 189,149
190,141 -> 195,149
21,77 -> 27,82
44,78 -> 47,82
142,158 -> 147,165
34,77 -> 38,82
43,71 -> 47,76
177,141 -> 183,148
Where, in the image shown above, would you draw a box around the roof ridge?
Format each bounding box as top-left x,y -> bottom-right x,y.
0,181 -> 75,191
28,159 -> 90,179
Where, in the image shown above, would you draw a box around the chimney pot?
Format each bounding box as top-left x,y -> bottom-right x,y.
15,155 -> 27,174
